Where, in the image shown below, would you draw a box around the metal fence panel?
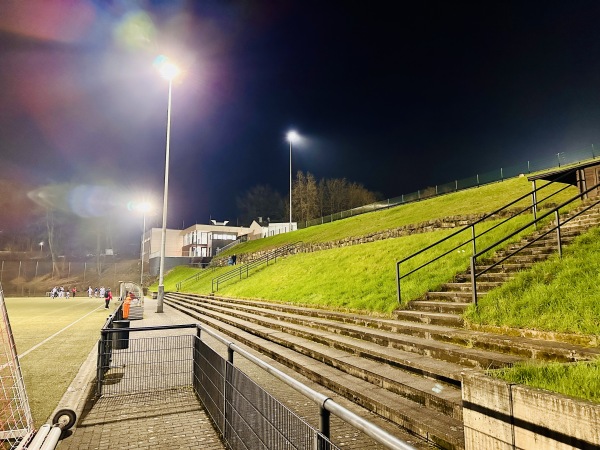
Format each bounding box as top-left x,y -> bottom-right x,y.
224,361 -> 339,450
194,337 -> 226,433
100,334 -> 194,396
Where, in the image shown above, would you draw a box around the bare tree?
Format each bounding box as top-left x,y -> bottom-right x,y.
292,171 -> 319,222
236,185 -> 285,225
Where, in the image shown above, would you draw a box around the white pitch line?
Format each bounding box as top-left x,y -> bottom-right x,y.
17,305 -> 105,360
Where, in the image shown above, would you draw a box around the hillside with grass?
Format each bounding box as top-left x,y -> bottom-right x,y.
156,175 -> 600,335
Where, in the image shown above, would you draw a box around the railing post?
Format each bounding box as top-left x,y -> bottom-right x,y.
317,405 -> 331,450
96,331 -> 109,397
228,345 -> 234,364
471,225 -> 477,256
531,180 -> 538,224
470,256 -> 478,307
396,262 -> 401,304
555,211 -> 563,258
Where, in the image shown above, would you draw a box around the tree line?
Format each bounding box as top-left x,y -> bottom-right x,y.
236,171 -> 380,225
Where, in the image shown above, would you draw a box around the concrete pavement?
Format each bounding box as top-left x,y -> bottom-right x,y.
56,297 -> 225,450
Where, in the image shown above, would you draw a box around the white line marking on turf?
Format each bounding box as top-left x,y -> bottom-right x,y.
17,305 -> 104,360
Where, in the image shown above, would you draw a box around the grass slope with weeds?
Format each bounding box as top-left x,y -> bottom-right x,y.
6,297 -> 109,426
464,227 -> 600,335
490,359 -> 600,403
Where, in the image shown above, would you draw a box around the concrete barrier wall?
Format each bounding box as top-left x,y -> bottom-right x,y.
462,371 -> 600,450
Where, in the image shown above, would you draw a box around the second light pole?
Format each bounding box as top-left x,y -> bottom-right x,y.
287,130 -> 299,232
156,56 -> 180,313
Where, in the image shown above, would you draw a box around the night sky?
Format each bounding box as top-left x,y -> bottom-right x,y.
2,1 -> 600,238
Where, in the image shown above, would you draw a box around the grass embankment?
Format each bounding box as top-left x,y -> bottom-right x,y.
157,177 -> 578,313
490,360 -> 600,403
6,297 -> 108,426
464,227 -> 600,335
206,216 -> 543,313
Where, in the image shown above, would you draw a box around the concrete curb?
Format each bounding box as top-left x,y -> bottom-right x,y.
48,343 -> 98,430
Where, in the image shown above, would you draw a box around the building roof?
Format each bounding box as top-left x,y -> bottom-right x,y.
527,159 -> 600,185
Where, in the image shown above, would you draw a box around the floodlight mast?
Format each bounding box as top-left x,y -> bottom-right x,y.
156,57 -> 180,313
137,202 -> 151,293
286,130 -> 299,233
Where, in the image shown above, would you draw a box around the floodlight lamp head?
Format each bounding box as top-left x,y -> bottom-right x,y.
154,55 -> 181,81
287,130 -> 300,143
138,202 -> 152,213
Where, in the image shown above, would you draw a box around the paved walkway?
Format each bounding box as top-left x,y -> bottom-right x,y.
57,298 -> 225,450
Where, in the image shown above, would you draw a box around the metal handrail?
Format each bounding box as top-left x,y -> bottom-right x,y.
211,242 -> 302,292
175,265 -> 218,292
395,169 -> 577,303
470,182 -> 600,305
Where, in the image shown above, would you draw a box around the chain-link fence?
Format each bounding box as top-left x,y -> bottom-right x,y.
0,261 -> 124,297
298,144 -> 599,229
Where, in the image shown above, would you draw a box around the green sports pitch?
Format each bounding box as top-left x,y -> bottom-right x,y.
5,296 -> 110,426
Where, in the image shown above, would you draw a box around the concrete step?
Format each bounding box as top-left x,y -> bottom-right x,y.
172,293 -> 600,363
425,291 -> 475,302
165,296 -> 466,450
409,301 -> 471,314
474,262 -> 534,273
495,246 -> 555,258
393,309 -> 464,326
441,282 -> 501,293
454,272 -> 512,283
490,253 -> 548,264
175,295 -> 521,371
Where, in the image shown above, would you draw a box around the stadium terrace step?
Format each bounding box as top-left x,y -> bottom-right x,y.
164,295 -> 466,449
175,294 -> 600,362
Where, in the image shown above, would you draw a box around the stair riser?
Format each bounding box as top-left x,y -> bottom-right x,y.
409,303 -> 469,314
441,283 -> 500,293
455,274 -> 512,283
425,293 -> 473,302
394,311 -> 464,326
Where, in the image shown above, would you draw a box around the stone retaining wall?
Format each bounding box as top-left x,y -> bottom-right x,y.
462,371 -> 600,449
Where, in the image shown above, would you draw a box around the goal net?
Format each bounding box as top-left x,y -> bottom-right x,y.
0,285 -> 34,449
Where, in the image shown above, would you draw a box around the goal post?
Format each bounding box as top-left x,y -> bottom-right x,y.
0,284 -> 34,449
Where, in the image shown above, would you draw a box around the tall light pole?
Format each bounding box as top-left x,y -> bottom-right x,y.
39,241 -> 44,255
286,130 -> 299,232
155,56 -> 180,313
